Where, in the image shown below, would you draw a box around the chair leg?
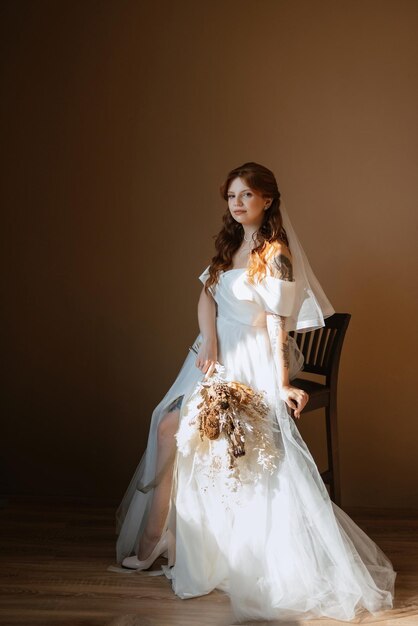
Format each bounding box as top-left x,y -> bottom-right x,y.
325,400 -> 341,506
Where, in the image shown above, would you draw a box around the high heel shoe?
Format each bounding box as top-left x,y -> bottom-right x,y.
121,530 -> 174,570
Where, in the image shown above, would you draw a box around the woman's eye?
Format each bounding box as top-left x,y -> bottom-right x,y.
228,193 -> 251,199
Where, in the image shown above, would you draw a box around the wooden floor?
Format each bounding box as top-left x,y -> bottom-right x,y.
1,496 -> 418,626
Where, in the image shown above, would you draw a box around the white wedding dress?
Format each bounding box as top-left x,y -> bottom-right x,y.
111,265 -> 396,622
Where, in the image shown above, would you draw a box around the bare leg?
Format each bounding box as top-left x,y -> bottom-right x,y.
137,404 -> 180,560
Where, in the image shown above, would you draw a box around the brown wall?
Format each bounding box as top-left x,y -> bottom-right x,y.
1,0 -> 417,507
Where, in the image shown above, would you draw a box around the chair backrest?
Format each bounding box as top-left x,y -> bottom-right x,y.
289,313 -> 351,380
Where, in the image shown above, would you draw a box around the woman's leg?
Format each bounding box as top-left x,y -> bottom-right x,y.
137,399 -> 181,560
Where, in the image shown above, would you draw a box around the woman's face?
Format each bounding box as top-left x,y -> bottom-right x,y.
227,177 -> 271,228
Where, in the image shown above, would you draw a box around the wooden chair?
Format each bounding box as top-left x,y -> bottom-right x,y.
289,313 -> 351,506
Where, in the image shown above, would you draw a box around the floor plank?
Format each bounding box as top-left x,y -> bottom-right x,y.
0,497 -> 417,626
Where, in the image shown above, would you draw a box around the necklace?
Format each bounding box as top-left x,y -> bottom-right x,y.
238,240 -> 256,254
242,230 -> 258,253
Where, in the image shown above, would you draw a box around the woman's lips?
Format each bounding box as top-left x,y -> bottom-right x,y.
234,210 -> 246,214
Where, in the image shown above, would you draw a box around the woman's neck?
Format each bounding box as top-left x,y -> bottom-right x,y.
242,224 -> 260,241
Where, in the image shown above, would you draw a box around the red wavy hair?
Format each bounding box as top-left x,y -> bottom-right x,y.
204,162 -> 290,294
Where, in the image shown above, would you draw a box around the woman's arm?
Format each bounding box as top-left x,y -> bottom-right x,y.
266,246 -> 308,419
266,313 -> 290,389
266,313 -> 307,418
195,286 -> 218,376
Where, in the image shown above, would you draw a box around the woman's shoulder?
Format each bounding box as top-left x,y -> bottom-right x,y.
265,240 -> 294,281
265,239 -> 292,259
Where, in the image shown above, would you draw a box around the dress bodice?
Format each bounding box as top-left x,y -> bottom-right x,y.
198,265 -> 296,328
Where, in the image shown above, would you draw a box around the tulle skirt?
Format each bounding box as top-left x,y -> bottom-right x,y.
113,315 -> 396,622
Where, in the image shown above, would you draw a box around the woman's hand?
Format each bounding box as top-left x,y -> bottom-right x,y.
195,337 -> 217,378
279,385 -> 309,419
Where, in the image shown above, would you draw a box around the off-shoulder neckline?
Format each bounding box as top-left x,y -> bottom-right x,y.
221,267 -> 247,274
209,267 -> 296,283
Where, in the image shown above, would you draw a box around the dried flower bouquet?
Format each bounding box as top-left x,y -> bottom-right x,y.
176,363 -> 281,493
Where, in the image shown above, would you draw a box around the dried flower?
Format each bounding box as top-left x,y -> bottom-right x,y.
197,377 -> 270,469
176,363 -> 282,495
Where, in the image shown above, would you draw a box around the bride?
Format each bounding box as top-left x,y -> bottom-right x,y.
110,162 -> 396,622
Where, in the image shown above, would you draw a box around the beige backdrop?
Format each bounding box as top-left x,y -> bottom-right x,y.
1,0 -> 417,508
